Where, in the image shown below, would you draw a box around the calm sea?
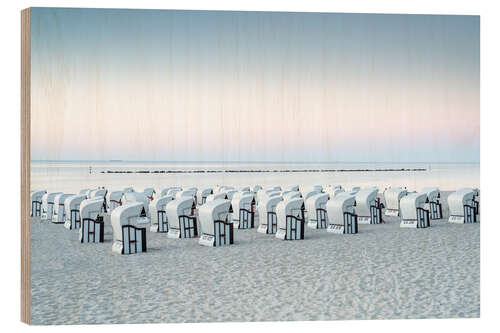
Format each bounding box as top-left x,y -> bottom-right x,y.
31,161 -> 479,193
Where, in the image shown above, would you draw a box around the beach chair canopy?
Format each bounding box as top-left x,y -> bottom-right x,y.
283,191 -> 301,201
258,195 -> 283,217
123,187 -> 134,193
207,192 -> 227,202
122,192 -> 149,216
302,190 -> 320,201
107,190 -> 124,203
175,189 -> 196,199
252,185 -> 263,192
90,189 -> 106,199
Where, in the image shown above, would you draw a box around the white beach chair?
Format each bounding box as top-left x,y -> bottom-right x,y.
51,193 -> 74,224
64,194 -> 86,230
383,187 -> 408,216
231,194 -> 255,229
326,193 -> 358,234
166,188 -> 183,197
106,190 -> 124,213
79,198 -> 105,243
400,193 -> 430,228
225,190 -> 238,200
355,188 -> 383,224
257,195 -> 283,234
196,187 -> 213,206
275,198 -> 305,240
166,197 -> 198,238
79,189 -> 89,195
30,190 -> 46,217
420,187 -> 443,219
111,202 -> 149,254
40,192 -> 62,221
448,188 -> 479,223
306,193 -> 330,229
198,199 -> 233,247
149,195 -> 175,232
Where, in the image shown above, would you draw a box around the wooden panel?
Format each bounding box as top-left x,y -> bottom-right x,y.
21,7 -> 31,325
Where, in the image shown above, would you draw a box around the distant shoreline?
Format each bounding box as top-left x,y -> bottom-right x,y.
100,168 -> 427,174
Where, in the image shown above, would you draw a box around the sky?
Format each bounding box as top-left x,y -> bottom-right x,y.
30,8 -> 480,163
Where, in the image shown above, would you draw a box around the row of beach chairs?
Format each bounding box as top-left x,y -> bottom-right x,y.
30,184 -> 479,255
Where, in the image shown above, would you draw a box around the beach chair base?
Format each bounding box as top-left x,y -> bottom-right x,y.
276,215 -> 304,240
257,212 -> 277,234
401,208 -> 430,228
327,212 -> 358,234
121,225 -> 147,254
168,216 -> 198,238
79,218 -> 104,243
199,220 -> 234,247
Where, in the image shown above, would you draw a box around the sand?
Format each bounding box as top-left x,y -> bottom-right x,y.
29,191 -> 480,324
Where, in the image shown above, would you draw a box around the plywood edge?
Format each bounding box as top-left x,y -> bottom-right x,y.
21,7 -> 31,325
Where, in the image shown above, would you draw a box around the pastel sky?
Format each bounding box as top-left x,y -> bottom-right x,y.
30,8 -> 479,163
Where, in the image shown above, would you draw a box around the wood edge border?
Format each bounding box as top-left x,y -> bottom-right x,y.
21,7 -> 31,325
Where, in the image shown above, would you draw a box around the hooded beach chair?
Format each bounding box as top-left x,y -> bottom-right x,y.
275,198 -> 305,240
160,186 -> 182,197
326,193 -> 358,234
400,193 -> 430,228
106,190 -> 124,213
448,188 -> 479,223
198,199 -> 233,247
30,190 -> 46,217
306,193 -> 330,229
257,195 -> 283,234
40,192 -> 62,221
355,188 -> 383,224
149,195 -> 175,232
143,188 -> 156,201
64,194 -> 86,230
420,187 -> 442,219
383,187 -> 408,216
51,193 -> 74,224
206,192 -> 227,202
166,197 -> 198,238
231,194 -> 255,229
79,198 -> 105,243
111,202 -> 149,254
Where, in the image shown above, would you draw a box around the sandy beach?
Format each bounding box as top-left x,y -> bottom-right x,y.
29,191 -> 480,324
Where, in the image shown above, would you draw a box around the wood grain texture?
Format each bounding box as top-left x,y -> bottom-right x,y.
21,7 -> 31,325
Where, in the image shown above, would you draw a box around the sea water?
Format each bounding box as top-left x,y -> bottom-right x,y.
31,161 -> 479,193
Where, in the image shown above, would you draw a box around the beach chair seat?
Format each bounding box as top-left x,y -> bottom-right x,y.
64,194 -> 86,230
383,187 -> 408,216
257,195 -> 283,234
275,198 -> 305,240
40,192 -> 62,221
51,193 -> 74,224
149,195 -> 175,232
326,193 -> 358,234
79,198 -> 105,243
306,193 -> 329,229
30,190 -> 46,217
111,202 -> 149,254
166,197 -> 198,238
196,188 -> 213,206
421,187 -> 442,219
198,199 -> 233,247
355,188 -> 383,224
231,194 -> 255,229
399,193 -> 430,228
448,188 -> 479,223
